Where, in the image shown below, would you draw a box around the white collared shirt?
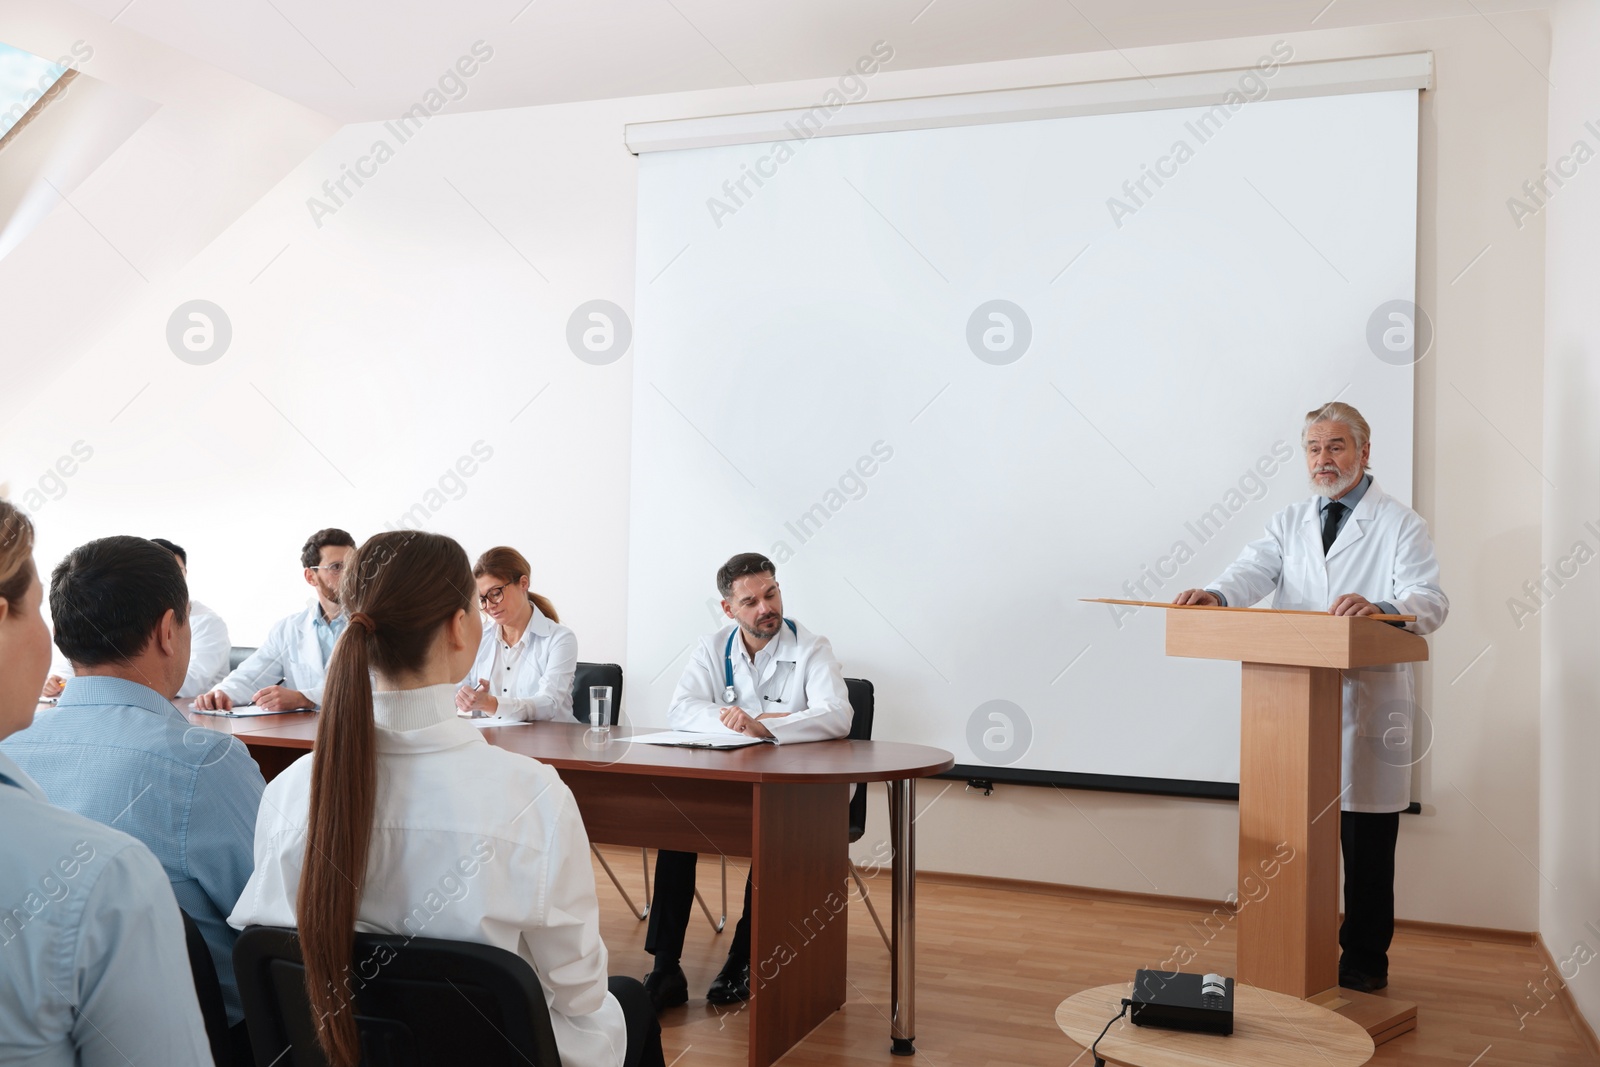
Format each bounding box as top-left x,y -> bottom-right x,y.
229,684 -> 626,1067
464,606 -> 578,722
667,619 -> 852,744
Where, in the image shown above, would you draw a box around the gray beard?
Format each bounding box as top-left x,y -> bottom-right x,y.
1309,467 -> 1362,499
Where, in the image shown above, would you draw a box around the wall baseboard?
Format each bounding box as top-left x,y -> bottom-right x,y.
1533,933 -> 1600,1059
914,869 -> 1539,947
914,869 -> 1232,915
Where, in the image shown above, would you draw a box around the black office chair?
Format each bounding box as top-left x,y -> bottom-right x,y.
181,908 -> 234,1067
570,662 -> 622,726
844,677 -> 890,951
233,926 -> 563,1067
228,646 -> 256,672
571,664 -> 654,923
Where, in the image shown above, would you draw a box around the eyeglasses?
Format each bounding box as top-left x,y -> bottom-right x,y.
310,562 -> 345,575
478,583 -> 511,608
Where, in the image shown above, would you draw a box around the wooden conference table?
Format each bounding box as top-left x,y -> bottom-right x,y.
188,707 -> 954,1067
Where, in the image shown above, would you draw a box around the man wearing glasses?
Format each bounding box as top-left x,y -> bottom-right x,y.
194,528 -> 356,712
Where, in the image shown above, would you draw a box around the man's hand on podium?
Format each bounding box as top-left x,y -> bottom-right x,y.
1172,589 -> 1220,607
1329,593 -> 1383,617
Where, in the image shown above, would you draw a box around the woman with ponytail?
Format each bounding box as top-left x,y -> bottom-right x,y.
229,532 -> 663,1067
455,546 -> 580,722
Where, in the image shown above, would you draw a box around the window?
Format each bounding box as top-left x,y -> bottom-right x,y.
1,42 -> 70,146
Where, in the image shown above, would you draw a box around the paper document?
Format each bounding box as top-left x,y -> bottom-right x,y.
190,704 -> 306,717
467,715 -> 535,729
628,730 -> 776,749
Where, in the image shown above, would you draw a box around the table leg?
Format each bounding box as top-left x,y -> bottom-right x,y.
747,781 -> 847,1067
242,741 -> 302,783
889,777 -> 916,1056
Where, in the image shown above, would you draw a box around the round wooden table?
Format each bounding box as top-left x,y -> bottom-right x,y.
1057,982 -> 1374,1067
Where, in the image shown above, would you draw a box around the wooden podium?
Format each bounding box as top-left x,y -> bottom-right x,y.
1093,600 -> 1428,1046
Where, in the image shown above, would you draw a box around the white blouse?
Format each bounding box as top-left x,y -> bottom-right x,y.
465,606 -> 578,722
228,684 -> 626,1067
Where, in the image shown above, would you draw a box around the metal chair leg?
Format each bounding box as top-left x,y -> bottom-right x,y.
591,844 -> 647,921
693,854 -> 728,933
848,860 -> 891,951
640,847 -> 652,915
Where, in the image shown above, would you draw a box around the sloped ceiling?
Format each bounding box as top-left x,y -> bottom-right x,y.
69,0 -> 1551,123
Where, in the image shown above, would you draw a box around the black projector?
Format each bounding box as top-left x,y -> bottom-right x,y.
1128,970 -> 1235,1036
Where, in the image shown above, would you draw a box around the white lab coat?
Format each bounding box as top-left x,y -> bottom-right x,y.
463,608 -> 578,722
669,619 -> 852,744
229,684 -> 627,1067
52,600 -> 232,700
213,602 -> 336,708
1207,479 -> 1448,812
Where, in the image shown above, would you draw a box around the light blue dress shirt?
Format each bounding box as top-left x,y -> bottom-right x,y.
1,676 -> 265,1025
0,750 -> 212,1066
313,606 -> 347,665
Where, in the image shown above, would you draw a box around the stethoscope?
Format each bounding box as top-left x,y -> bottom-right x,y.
724,618 -> 797,703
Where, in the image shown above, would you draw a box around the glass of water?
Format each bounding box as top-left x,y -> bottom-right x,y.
589,685 -> 612,742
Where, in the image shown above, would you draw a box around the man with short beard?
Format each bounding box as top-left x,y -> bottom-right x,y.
1173,402 -> 1447,994
642,552 -> 851,1013
195,528 -> 355,712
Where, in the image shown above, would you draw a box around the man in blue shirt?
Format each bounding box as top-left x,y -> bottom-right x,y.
0,504 -> 212,1065
2,535 -> 266,1058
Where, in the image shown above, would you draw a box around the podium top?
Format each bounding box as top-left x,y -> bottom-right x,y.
1082,598 -> 1428,669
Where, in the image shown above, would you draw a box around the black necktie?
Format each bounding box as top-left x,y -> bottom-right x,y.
1321,501 -> 1347,554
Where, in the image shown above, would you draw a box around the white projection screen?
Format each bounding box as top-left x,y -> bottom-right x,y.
628,87 -> 1418,789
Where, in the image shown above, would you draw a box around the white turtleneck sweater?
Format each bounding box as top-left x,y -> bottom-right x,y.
229,683 -> 626,1067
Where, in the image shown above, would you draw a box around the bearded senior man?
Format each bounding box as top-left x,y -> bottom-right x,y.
1173,401 -> 1448,993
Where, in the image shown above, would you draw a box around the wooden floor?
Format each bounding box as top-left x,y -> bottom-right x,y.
592,847 -> 1599,1066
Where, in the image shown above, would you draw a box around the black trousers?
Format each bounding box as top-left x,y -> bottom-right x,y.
1339,810 -> 1400,978
644,850 -> 753,966
228,1020 -> 255,1066
608,976 -> 667,1067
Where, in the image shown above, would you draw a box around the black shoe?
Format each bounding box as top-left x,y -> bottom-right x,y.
1338,968 -> 1388,993
643,963 -> 688,1012
706,958 -> 751,1005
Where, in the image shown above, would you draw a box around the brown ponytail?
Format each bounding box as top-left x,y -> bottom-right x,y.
297,531 -> 474,1067
472,545 -> 559,623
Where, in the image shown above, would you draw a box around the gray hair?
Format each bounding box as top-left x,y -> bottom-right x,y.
1302,401 -> 1371,452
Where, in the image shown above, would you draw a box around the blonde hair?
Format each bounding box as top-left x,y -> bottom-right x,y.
0,500 -> 36,608
1303,401 -> 1371,453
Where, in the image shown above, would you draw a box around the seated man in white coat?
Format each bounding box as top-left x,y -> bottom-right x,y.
194,528 -> 355,712
642,552 -> 852,1012
1174,401 -> 1447,994
42,538 -> 231,701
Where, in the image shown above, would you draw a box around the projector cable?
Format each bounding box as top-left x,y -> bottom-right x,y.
1088,998 -> 1132,1067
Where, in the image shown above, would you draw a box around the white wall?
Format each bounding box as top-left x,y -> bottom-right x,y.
1541,0 -> 1600,1030
0,11 -> 1550,932
0,0 -> 338,420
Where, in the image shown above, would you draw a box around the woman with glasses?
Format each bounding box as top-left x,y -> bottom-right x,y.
455,546 -> 578,721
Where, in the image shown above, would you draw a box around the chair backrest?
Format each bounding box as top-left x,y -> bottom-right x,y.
229,646 -> 256,672
181,908 -> 234,1067
845,677 -> 875,843
234,926 -> 564,1067
569,662 -> 623,725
